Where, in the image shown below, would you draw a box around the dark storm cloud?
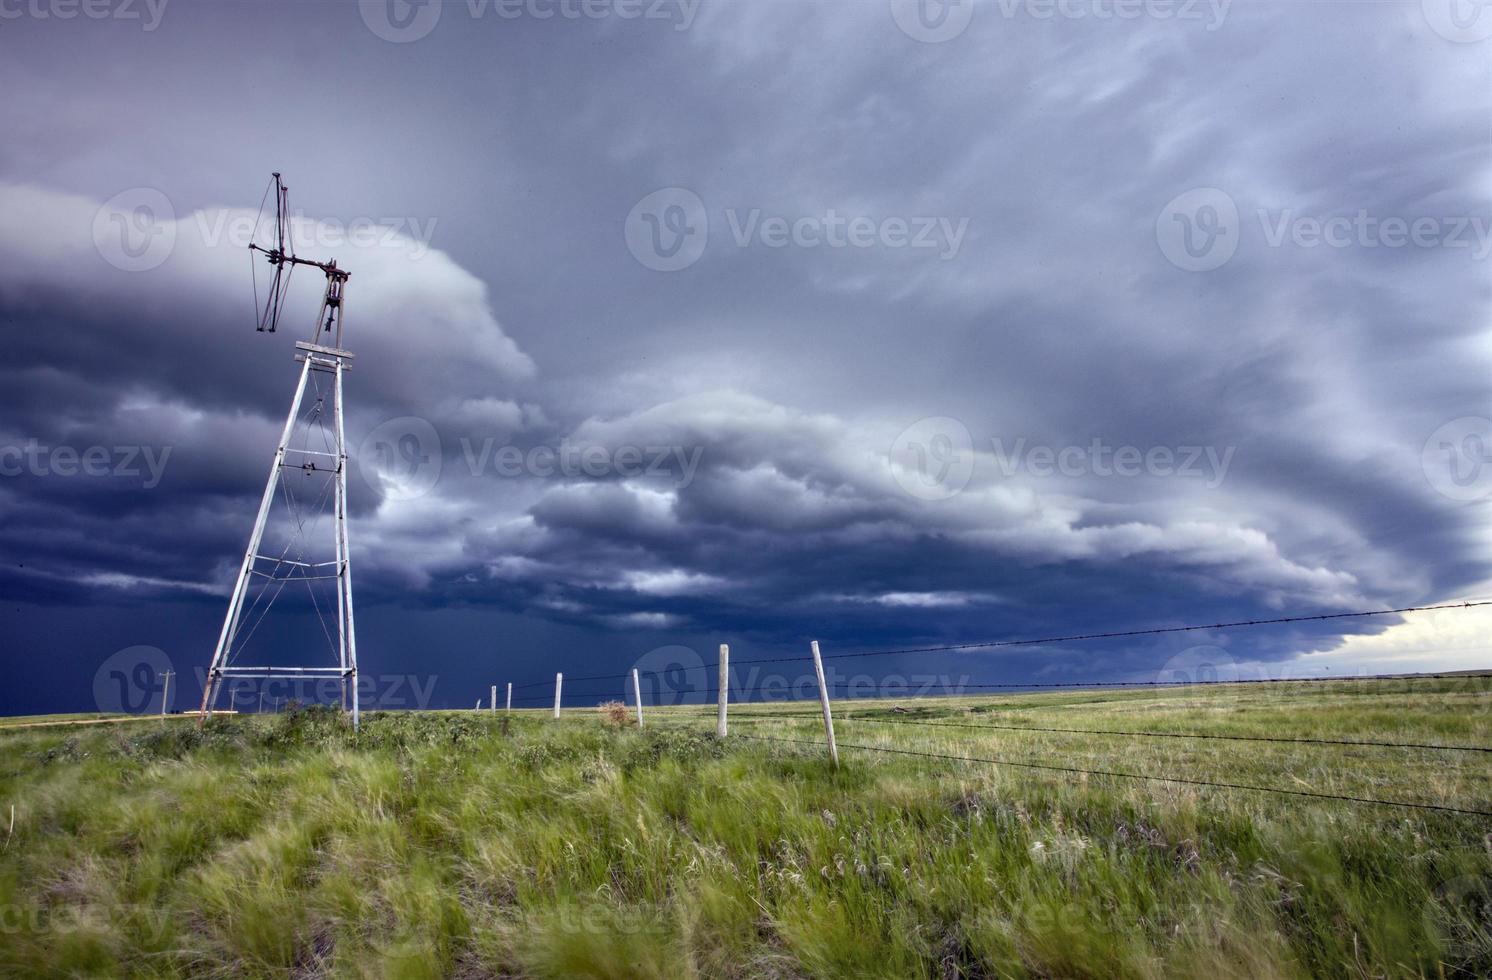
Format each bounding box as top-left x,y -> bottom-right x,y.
0,0 -> 1489,712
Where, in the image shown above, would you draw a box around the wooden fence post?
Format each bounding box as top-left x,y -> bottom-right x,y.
506,682 -> 512,713
490,685 -> 496,714
554,673 -> 563,719
717,644 -> 730,738
810,640 -> 838,766
633,667 -> 644,728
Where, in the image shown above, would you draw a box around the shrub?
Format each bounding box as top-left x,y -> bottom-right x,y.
597,701 -> 632,727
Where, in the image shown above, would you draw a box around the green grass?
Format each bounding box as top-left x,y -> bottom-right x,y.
0,679 -> 1489,978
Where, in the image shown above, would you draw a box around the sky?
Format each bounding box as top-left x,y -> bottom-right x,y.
0,0 -> 1489,716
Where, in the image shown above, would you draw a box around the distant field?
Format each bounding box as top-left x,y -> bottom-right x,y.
0,679 -> 1489,977
0,713 -> 132,728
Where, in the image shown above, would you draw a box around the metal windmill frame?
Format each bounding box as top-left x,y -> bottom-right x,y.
199,173 -> 360,726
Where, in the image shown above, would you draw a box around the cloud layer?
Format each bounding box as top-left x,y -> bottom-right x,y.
0,0 -> 1489,709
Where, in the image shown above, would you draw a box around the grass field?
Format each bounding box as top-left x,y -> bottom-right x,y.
1,678 -> 1489,978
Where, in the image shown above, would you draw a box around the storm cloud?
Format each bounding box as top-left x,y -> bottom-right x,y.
0,0 -> 1488,712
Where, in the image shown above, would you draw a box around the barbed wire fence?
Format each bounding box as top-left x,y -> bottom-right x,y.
485,600 -> 1492,819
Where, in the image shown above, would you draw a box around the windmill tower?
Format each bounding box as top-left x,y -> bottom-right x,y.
199,173 -> 360,726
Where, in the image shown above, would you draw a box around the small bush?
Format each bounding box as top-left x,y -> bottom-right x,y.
597,701 -> 632,727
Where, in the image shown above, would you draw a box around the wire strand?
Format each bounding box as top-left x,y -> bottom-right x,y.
729,733 -> 1492,818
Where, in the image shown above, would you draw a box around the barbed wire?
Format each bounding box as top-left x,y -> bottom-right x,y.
736,713 -> 1492,753
509,669 -> 1489,709
727,733 -> 1492,818
498,600 -> 1492,692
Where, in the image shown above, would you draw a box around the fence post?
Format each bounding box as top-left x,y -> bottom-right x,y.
554,673 -> 563,719
810,640 -> 838,767
506,682 -> 512,713
632,668 -> 644,728
490,685 -> 496,714
717,644 -> 729,738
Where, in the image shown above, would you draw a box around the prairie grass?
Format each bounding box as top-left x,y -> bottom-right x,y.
0,679 -> 1487,978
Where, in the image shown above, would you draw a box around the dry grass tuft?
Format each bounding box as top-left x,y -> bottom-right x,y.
597,701 -> 632,727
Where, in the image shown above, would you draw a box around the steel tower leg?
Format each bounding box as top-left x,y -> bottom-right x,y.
199,355 -> 314,723
333,359 -> 359,729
